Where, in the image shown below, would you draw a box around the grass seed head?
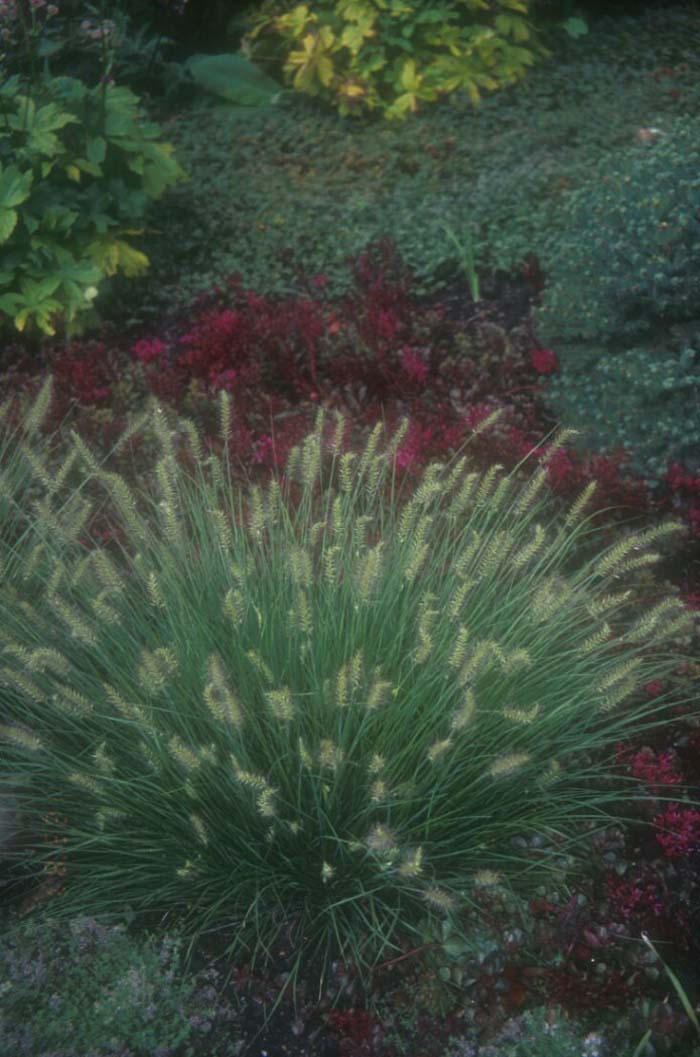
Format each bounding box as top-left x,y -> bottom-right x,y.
0,723 -> 43,752
319,738 -> 344,770
488,753 -> 531,778
366,823 -> 399,855
264,686 -> 296,722
168,735 -> 202,772
451,689 -> 477,731
422,886 -> 457,915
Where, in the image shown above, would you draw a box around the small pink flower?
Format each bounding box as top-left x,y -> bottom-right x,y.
211,368 -> 237,391
644,680 -> 665,697
465,403 -> 499,430
132,338 -> 167,364
252,435 -> 274,465
531,347 -> 559,374
654,804 -> 700,858
400,346 -> 429,383
375,308 -> 401,342
628,747 -> 682,790
311,274 -> 329,290
545,448 -> 578,489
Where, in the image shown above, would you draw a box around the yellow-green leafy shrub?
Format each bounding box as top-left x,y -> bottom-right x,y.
0,74 -> 187,338
242,0 -> 551,119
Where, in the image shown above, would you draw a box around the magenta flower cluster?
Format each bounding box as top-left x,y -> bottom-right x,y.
653,805 -> 700,858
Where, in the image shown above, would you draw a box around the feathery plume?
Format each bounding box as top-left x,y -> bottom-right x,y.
512,524 -> 546,570
319,738 -> 344,770
473,870 -> 502,887
168,735 -> 202,772
357,541 -> 384,602
246,650 -> 274,684
451,689 -> 477,731
398,847 -> 424,878
563,480 -> 598,529
137,647 -> 178,695
423,886 -> 457,914
264,686 -> 296,722
190,813 -> 209,847
223,586 -> 245,627
366,823 -> 399,855
0,723 -> 43,752
427,738 -> 453,762
501,704 -> 541,724
68,771 -> 102,794
488,753 -> 531,778
218,389 -> 232,452
204,653 -> 243,729
367,671 -> 392,711
578,623 -> 612,655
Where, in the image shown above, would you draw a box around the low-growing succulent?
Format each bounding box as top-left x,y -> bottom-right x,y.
0,908 -> 238,1057
0,384 -> 697,993
447,1008 -> 613,1057
539,337 -> 700,490
534,113 -> 700,352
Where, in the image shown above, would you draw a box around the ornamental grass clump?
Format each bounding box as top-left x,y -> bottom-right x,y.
0,376 -> 85,598
0,390 -> 697,989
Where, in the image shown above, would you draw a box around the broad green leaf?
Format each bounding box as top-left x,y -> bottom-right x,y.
561,17 -> 589,39
141,150 -> 188,198
0,165 -> 33,210
87,237 -> 150,278
340,11 -> 377,55
104,110 -> 135,137
56,260 -> 103,285
400,58 -> 420,92
38,207 -> 79,234
495,14 -> 530,41
27,131 -> 61,156
31,276 -> 61,300
73,158 -> 103,178
36,37 -> 64,58
0,293 -> 22,315
0,209 -> 17,243
86,136 -> 107,166
9,97 -> 36,131
0,76 -> 21,99
184,52 -> 283,106
116,241 -> 150,277
34,103 -> 78,133
46,76 -> 88,104
126,156 -> 145,176
274,4 -> 315,38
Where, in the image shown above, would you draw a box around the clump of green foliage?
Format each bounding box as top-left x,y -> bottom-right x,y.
447,1008 -> 613,1057
0,386 -> 696,989
531,112 -> 700,485
0,73 -> 187,337
0,909 -> 237,1057
541,337 -> 700,489
242,0 -> 549,120
534,114 -> 700,351
102,6 -> 700,328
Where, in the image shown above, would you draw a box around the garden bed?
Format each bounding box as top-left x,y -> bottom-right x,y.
1,5 -> 700,1057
